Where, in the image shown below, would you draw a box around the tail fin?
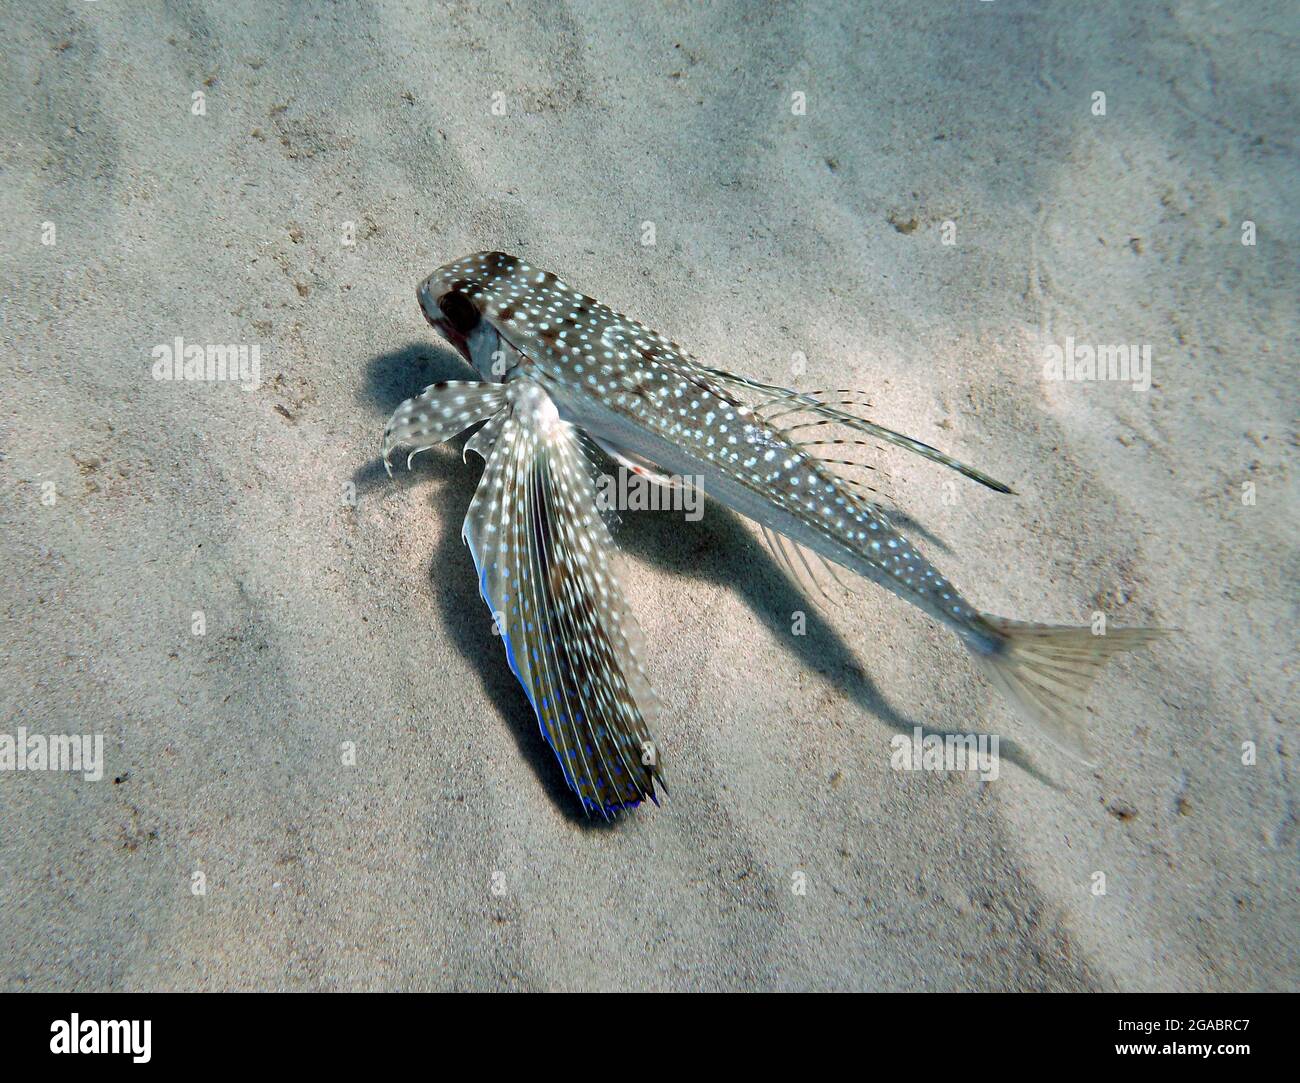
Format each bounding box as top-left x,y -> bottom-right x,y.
969,616 -> 1163,763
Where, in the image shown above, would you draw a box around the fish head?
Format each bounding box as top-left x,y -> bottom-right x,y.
417,263 -> 503,381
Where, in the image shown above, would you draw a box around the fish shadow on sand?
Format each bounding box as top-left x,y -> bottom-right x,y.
358,343 -> 1058,819
608,503 -> 1056,788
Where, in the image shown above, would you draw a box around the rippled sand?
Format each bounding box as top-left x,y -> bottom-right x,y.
1,0 -> 1294,990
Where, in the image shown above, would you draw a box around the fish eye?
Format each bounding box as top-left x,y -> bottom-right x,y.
439,290 -> 480,335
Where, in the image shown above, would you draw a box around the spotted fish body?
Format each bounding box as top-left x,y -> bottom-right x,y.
417,253 -> 1009,645
385,251 -> 1159,814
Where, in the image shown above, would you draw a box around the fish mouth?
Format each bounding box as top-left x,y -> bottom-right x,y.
421,305 -> 473,365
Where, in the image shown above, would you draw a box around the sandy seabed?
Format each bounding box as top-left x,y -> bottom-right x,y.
1,1 -> 1295,991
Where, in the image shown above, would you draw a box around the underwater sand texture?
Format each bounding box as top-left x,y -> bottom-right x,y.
0,1 -> 1294,990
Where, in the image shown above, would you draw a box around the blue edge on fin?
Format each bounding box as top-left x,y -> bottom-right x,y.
463,530 -> 653,816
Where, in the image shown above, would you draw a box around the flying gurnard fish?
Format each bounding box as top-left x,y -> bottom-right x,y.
382,252 -> 1159,817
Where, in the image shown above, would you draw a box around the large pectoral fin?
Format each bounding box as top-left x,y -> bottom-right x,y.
463,381 -> 665,816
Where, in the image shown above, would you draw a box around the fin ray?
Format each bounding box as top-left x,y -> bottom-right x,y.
462,380 -> 664,814
701,366 -> 1015,494
382,381 -> 507,475
970,617 -> 1164,762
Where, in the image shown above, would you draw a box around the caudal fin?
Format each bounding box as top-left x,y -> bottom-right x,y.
969,616 -> 1163,763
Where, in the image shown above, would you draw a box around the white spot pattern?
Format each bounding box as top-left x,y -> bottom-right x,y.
418,252 -> 981,627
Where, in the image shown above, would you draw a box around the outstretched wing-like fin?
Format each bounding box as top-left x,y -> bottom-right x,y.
462,380 -> 665,816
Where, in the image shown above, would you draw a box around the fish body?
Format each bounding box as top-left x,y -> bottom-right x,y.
418,255 -> 1000,642
387,251 -> 1160,815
